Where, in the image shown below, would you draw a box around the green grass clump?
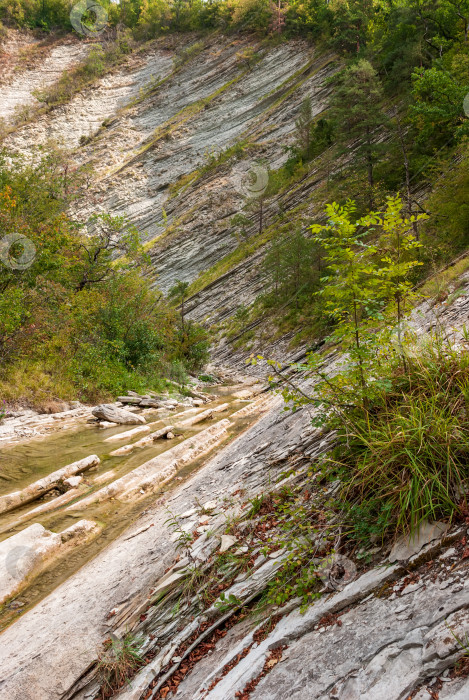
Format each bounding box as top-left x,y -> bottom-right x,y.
332,337 -> 469,541
97,633 -> 144,697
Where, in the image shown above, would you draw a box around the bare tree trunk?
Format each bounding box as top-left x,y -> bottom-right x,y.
353,300 -> 368,409
395,112 -> 419,240
366,127 -> 374,209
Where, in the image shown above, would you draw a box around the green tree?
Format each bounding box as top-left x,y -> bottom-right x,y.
230,212 -> 251,241
374,195 -> 425,358
263,228 -> 319,306
330,60 -> 386,208
70,213 -> 147,292
311,200 -> 381,399
410,54 -> 469,146
169,279 -> 190,333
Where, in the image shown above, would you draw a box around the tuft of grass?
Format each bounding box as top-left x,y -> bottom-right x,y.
331,336 -> 469,541
419,253 -> 469,302
97,633 -> 144,697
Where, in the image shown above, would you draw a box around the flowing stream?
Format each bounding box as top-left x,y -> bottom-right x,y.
0,384 -> 260,631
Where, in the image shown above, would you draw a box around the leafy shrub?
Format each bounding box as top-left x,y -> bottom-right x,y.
198,373 -> 216,383
167,359 -> 188,386
0,150 -> 209,405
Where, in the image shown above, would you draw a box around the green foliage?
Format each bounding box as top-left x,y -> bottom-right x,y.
198,372 -> 216,383
262,196 -> 469,543
291,98 -> 334,162
247,488 -> 330,611
230,0 -> 274,32
173,39 -> 204,67
298,197 -> 423,405
331,336 -> 469,538
0,150 -> 209,405
410,49 -> 469,146
230,212 -> 251,242
214,591 -> 243,612
263,227 -> 320,309
330,60 -> 386,207
175,321 -> 210,372
420,143 -> 469,263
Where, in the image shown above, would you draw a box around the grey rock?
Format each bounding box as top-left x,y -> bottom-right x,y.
388,521 -> 449,562
92,405 -> 146,425
179,508 -> 197,519
117,396 -> 142,405
219,535 -> 237,553
440,547 -> 457,560
139,399 -> 161,408
62,476 -> 83,489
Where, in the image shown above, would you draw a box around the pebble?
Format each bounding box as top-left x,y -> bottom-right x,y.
179,508 -> 197,519
203,500 -> 217,511
269,548 -> 286,559
234,546 -> 249,554
219,535 -> 237,553
439,547 -> 457,560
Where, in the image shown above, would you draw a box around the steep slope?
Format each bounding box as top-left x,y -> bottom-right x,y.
2,29 -> 469,700
2,33 -> 338,362
0,32 -> 88,123
1,273 -> 469,700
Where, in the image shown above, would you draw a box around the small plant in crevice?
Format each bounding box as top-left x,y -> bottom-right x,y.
246,493 -> 267,518
214,591 -> 244,613
96,633 -> 144,698
164,509 -> 193,551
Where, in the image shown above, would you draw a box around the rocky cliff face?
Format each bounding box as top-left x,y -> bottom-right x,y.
1,32 -> 337,364
1,278 -> 469,700
2,30 -> 469,700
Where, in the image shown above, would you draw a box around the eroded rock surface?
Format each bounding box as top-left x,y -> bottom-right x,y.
0,520 -> 100,604
3,29 -> 469,700
92,404 -> 147,425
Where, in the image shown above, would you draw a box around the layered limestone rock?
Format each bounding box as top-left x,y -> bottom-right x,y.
174,402 -> 229,428
2,33 -> 338,337
0,454 -> 100,514
67,418 -> 231,508
92,404 -> 146,425
0,520 -> 100,604
0,36 -> 88,124
3,30 -> 469,700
